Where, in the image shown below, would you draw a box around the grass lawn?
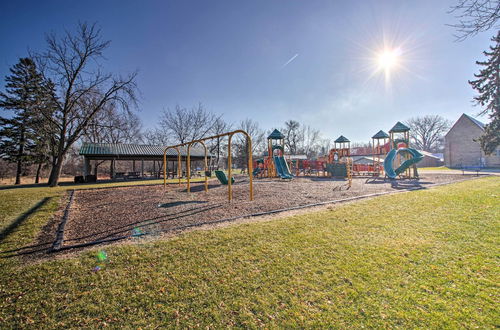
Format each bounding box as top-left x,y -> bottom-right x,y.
418,166 -> 453,171
0,177 -> 499,327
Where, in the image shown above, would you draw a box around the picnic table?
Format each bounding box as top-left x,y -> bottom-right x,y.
114,172 -> 141,180
126,171 -> 141,179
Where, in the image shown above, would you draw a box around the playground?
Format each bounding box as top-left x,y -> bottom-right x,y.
38,122 -> 486,250
59,173 -> 470,248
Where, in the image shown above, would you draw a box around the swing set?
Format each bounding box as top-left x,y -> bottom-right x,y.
162,130 -> 254,202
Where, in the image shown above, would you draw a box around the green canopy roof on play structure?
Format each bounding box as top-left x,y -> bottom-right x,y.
334,135 -> 350,143
372,130 -> 390,139
389,121 -> 410,133
268,129 -> 285,139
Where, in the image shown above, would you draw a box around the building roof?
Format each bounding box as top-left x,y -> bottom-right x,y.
334,135 -> 350,143
389,121 -> 410,133
351,155 -> 385,164
418,150 -> 443,161
463,113 -> 485,129
445,113 -> 486,138
268,129 -> 285,139
79,143 -> 208,158
372,130 -> 390,139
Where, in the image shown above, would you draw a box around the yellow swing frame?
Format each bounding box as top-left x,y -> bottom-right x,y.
163,130 -> 254,202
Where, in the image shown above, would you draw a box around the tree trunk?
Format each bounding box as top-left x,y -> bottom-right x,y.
15,127 -> 25,185
48,156 -> 64,187
48,129 -> 67,187
35,162 -> 43,184
110,159 -> 114,179
15,157 -> 22,185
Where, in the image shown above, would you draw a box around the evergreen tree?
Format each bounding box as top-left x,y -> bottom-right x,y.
31,79 -> 59,183
469,31 -> 500,155
0,58 -> 45,184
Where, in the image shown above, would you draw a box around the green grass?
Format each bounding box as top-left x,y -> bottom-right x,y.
0,177 -> 499,327
418,166 -> 453,171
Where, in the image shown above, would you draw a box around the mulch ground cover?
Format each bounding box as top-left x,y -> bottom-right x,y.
61,174 -> 471,248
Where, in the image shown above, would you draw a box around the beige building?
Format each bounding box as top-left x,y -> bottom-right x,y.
444,114 -> 500,168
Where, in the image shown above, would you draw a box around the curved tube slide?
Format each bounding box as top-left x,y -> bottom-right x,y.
383,148 -> 423,179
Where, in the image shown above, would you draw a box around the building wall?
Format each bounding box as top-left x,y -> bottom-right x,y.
445,115 -> 500,167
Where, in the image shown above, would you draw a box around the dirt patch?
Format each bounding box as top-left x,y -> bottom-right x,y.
61,174 -> 473,248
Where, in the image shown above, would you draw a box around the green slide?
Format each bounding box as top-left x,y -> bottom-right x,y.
214,170 -> 235,185
383,148 -> 423,179
278,156 -> 294,178
273,156 -> 293,179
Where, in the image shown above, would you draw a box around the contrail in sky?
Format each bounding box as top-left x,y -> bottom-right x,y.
281,53 -> 299,68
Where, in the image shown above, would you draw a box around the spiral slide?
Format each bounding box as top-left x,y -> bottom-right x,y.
383,148 -> 424,179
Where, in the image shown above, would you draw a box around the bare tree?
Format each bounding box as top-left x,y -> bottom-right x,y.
238,119 -> 265,153
208,117 -> 232,168
448,0 -> 500,41
298,125 -> 321,157
234,119 -> 265,170
82,103 -> 143,176
318,138 -> 332,156
34,22 -> 138,186
143,127 -> 171,146
406,115 -> 452,152
158,103 -> 219,144
281,120 -> 321,157
282,120 -> 302,154
83,103 -> 142,144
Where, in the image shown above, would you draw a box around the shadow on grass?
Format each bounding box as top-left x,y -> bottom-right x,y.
0,177 -> 166,191
0,183 -> 51,191
20,204 -> 224,253
0,197 -> 51,244
64,204 -> 220,243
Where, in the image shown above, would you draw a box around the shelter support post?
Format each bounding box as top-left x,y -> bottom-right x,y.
83,157 -> 90,177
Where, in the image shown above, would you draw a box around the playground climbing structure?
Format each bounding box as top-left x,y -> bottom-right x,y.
383,122 -> 423,179
326,135 -> 353,188
371,130 -> 390,177
253,129 -> 293,179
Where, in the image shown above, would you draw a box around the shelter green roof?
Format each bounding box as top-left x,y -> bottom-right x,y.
389,121 -> 410,133
334,135 -> 350,143
268,129 -> 285,139
79,143 -> 208,158
372,130 -> 390,139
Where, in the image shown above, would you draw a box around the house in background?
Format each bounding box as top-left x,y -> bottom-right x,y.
417,151 -> 444,167
444,113 -> 500,168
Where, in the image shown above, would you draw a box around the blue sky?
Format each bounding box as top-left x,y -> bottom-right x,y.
0,0 -> 494,142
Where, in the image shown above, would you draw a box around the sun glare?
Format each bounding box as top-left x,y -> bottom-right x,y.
377,48 -> 400,71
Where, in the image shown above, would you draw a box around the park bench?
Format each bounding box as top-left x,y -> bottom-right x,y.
461,166 -> 483,176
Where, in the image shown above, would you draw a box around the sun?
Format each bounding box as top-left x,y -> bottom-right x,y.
377,48 -> 400,71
